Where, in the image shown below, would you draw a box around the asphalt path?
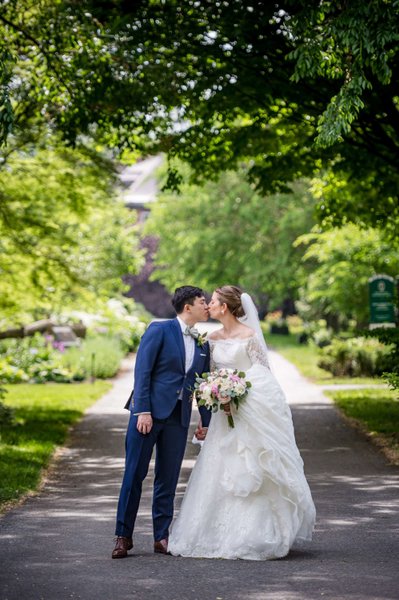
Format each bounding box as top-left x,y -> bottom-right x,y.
0,352 -> 398,600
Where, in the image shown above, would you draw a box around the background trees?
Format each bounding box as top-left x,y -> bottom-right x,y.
0,141 -> 142,323
145,167 -> 316,311
1,1 -> 398,232
0,1 -> 397,336
296,225 -> 399,328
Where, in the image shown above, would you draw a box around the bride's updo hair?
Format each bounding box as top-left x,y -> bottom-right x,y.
215,285 -> 245,318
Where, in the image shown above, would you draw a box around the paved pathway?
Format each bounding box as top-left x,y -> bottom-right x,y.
0,353 -> 398,600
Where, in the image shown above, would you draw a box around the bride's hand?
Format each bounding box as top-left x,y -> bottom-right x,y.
195,424 -> 208,440
222,402 -> 232,416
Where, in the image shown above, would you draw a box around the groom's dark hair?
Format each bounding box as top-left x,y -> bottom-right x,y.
172,286 -> 205,314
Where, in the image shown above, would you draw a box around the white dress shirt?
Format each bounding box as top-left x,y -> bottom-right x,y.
134,317 -> 195,416
176,316 -> 195,373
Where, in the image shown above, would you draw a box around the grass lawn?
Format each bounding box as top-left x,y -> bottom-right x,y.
267,333 -> 380,385
266,333 -> 397,463
0,381 -> 111,511
325,388 -> 399,464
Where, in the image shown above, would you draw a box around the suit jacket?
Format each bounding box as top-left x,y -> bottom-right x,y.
125,319 -> 211,428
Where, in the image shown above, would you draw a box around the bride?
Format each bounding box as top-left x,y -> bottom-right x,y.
168,285 -> 316,560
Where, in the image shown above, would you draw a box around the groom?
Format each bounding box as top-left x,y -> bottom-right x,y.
112,286 -> 211,558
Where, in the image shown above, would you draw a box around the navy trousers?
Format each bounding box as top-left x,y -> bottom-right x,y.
115,402 -> 188,541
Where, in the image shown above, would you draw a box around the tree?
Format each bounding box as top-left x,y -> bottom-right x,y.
0,1 -> 152,153
0,140 -> 143,323
1,1 -> 398,232
145,167 -> 316,311
296,224 -> 399,327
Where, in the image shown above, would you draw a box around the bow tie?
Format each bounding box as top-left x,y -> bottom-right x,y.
184,325 -> 200,340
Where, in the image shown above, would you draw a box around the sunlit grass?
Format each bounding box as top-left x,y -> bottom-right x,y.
267,333 -> 396,461
326,388 -> 399,462
267,333 -> 380,385
0,382 -> 111,510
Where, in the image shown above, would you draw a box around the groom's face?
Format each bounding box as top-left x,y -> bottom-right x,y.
186,295 -> 209,324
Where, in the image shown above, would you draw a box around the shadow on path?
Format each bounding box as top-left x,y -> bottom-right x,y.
0,353 -> 398,600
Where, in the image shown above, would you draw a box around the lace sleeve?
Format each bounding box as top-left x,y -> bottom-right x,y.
209,341 -> 216,371
247,336 -> 270,368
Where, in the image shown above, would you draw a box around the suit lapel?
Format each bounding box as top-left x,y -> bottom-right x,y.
188,340 -> 204,376
192,340 -> 201,367
171,318 -> 185,371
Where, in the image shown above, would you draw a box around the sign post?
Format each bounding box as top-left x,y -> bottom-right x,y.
368,274 -> 396,329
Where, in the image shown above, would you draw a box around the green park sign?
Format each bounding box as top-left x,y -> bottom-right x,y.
368,274 -> 396,328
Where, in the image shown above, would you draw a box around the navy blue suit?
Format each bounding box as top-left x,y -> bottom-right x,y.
115,318 -> 211,541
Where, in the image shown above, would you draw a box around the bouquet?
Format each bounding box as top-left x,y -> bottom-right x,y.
193,368 -> 251,428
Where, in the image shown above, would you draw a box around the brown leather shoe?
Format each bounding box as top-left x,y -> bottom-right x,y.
154,539 -> 169,554
112,536 -> 133,559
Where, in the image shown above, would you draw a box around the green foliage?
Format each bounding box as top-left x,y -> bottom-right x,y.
1,2 -> 398,231
0,2 -> 152,153
58,298 -> 149,380
296,224 -> 399,326
265,331 -> 334,382
0,49 -> 13,146
289,2 -> 399,144
61,336 -> 125,380
310,327 -> 334,349
0,381 -> 111,507
318,337 -> 392,377
0,297 -> 148,385
0,142 -> 143,322
80,298 -> 149,353
264,312 -> 290,335
366,327 -> 399,392
145,167 -> 316,308
0,359 -> 28,384
384,373 -> 399,392
326,388 -> 399,460
310,170 -> 399,239
0,334 -> 73,383
268,332 -> 379,385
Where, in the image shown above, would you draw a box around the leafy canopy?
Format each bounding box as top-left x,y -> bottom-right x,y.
0,140 -> 143,323
145,166 -> 316,309
1,1 -> 398,230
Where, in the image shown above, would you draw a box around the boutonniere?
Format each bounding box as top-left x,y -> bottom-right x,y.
196,333 -> 207,348
184,325 -> 207,348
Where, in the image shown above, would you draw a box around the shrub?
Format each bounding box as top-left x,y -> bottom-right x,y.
301,319 -> 333,348
266,311 -> 290,335
67,298 -> 149,353
0,359 -> 29,383
286,315 -> 303,334
312,328 -> 333,348
318,337 -> 393,377
0,334 -> 73,383
270,322 -> 290,335
366,328 -> 399,394
0,298 -> 148,385
0,333 -> 125,383
61,336 -> 124,379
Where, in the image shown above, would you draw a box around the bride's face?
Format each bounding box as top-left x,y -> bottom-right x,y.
208,292 -> 225,319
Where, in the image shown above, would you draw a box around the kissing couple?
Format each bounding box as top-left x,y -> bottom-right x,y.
113,285 -> 315,560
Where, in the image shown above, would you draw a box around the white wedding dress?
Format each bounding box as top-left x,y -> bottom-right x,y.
168,335 -> 316,560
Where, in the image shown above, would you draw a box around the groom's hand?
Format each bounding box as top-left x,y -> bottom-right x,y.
195,425 -> 208,441
137,414 -> 153,434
